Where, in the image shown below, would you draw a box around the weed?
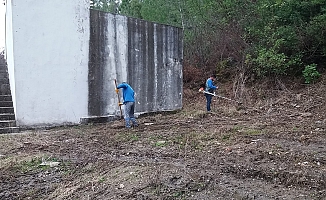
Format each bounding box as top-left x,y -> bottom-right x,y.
173,191 -> 185,198
179,110 -> 207,119
187,139 -> 204,151
292,126 -> 299,131
60,160 -> 72,175
149,135 -> 164,141
173,135 -> 186,145
155,140 -> 168,147
99,177 -> 106,183
26,188 -> 39,196
130,134 -> 139,141
242,128 -> 262,136
222,134 -> 231,141
230,125 -> 263,136
303,64 -> 320,84
230,126 -> 242,132
16,157 -> 46,173
118,133 -> 140,142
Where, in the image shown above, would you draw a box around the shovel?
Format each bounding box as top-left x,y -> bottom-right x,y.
114,79 -> 123,119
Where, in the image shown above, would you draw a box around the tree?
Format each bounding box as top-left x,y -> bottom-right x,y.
90,0 -> 119,13
243,0 -> 326,77
91,0 -> 326,80
119,0 -> 143,19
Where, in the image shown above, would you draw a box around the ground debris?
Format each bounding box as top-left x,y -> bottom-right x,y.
1,77 -> 326,199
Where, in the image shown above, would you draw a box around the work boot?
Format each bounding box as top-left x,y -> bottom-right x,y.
130,118 -> 138,127
125,119 -> 131,128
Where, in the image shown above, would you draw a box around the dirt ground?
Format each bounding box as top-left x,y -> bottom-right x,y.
0,76 -> 325,200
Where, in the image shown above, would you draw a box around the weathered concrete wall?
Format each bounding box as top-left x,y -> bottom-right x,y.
5,0 -> 90,127
5,3 -> 182,127
89,11 -> 128,116
89,10 -> 183,116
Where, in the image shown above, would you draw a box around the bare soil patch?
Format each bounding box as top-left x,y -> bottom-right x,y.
0,77 -> 325,200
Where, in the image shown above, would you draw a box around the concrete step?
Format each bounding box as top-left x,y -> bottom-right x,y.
0,95 -> 12,101
0,68 -> 8,73
0,91 -> 11,96
0,101 -> 13,107
0,73 -> 8,79
0,107 -> 14,113
0,78 -> 9,84
0,127 -> 19,134
0,113 -> 15,120
0,84 -> 11,95
0,120 -> 16,128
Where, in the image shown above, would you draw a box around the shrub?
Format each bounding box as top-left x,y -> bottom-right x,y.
302,63 -> 321,84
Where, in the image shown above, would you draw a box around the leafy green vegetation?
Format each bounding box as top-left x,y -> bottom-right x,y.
118,132 -> 140,142
155,140 -> 168,147
14,157 -> 63,173
303,63 -> 321,83
90,0 -> 325,83
17,158 -> 45,172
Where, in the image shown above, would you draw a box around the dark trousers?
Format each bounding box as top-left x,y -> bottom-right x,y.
205,94 -> 213,111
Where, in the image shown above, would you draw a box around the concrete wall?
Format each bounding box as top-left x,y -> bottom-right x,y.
88,11 -> 128,116
89,10 -> 183,116
5,2 -> 183,127
5,0 -> 90,127
5,0 -> 15,110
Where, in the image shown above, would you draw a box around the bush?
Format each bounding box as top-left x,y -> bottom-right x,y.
302,63 -> 321,84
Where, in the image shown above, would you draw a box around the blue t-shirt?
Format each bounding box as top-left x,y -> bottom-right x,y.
205,78 -> 217,93
117,83 -> 135,103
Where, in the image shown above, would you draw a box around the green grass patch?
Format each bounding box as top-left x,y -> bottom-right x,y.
220,126 -> 264,143
155,140 -> 168,147
12,156 -> 70,174
242,128 -> 262,136
15,157 -> 47,173
99,177 -> 107,183
117,133 -> 140,142
222,134 -> 231,141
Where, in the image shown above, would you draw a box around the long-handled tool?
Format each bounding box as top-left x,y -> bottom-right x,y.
114,79 -> 123,119
199,87 -> 242,104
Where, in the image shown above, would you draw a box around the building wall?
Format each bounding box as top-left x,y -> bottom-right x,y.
5,0 -> 90,127
5,2 -> 183,127
5,0 -> 15,110
89,10 -> 183,116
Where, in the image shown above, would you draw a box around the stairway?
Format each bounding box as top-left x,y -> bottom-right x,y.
0,53 -> 19,134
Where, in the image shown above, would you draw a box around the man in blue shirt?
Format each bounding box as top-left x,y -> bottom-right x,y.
205,75 -> 218,112
116,82 -> 138,128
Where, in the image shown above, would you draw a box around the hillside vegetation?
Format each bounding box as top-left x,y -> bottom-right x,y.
92,0 -> 325,87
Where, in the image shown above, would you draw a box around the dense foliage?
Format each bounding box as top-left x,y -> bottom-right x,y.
90,0 -> 325,83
